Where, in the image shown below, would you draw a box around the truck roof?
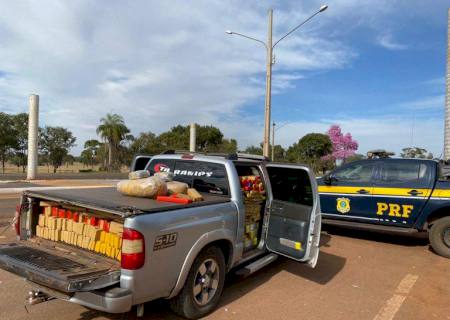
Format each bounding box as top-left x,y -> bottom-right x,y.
352,158 -> 438,164
149,152 -> 268,165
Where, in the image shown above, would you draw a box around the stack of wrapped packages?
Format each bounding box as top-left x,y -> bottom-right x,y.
240,176 -> 265,250
35,202 -> 123,261
117,170 -> 204,203
34,172 -> 205,260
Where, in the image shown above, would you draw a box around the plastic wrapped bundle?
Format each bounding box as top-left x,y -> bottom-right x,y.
167,181 -> 189,195
128,170 -> 150,180
154,172 -> 174,182
117,176 -> 167,198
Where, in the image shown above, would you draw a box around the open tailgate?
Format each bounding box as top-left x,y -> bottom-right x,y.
0,242 -> 120,293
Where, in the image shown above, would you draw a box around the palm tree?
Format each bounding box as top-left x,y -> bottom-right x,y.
96,113 -> 130,171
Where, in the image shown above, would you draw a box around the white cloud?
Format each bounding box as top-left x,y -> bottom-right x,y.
0,0 -> 446,157
397,95 -> 444,110
376,32 -> 407,50
0,1 -> 356,154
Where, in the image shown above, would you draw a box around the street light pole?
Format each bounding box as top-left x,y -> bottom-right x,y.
226,5 -> 328,159
272,122 -> 289,161
263,9 -> 273,158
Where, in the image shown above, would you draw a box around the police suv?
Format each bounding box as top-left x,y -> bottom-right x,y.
317,158 -> 450,258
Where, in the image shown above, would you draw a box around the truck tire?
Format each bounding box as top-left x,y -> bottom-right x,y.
169,246 -> 226,319
429,216 -> 450,259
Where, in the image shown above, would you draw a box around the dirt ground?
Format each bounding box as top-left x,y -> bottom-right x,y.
0,194 -> 448,320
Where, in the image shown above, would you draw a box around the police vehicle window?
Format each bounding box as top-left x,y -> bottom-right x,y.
380,162 -> 427,183
334,163 -> 375,183
173,161 -> 229,196
146,159 -> 175,175
267,167 -> 313,206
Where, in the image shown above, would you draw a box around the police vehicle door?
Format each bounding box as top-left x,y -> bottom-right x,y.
372,160 -> 433,227
264,164 -> 321,268
319,161 -> 377,221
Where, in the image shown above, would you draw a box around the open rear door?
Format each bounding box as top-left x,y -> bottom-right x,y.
264,164 -> 321,268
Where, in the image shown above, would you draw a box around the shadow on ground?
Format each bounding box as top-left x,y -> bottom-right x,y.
322,225 -> 429,247
87,246 -> 346,320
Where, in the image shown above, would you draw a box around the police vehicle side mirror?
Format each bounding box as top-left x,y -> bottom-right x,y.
324,174 -> 337,185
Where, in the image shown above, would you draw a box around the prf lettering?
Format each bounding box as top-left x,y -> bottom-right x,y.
376,203 -> 413,218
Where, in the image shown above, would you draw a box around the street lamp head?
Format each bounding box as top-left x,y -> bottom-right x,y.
319,5 -> 328,12
225,30 -> 233,34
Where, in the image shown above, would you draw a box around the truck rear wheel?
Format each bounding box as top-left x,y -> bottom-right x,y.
429,216 -> 450,259
170,246 -> 226,319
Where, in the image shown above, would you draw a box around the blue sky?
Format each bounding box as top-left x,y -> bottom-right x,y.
0,1 -> 448,157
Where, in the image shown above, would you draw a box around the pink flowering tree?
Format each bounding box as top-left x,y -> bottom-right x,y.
323,125 -> 358,163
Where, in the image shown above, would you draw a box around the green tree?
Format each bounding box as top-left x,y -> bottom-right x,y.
0,113 -> 17,173
39,126 -> 76,173
10,113 -> 28,173
287,133 -> 332,172
196,126 -> 223,151
130,132 -> 163,155
96,113 -> 130,171
400,147 -> 433,159
80,139 -> 101,168
244,145 -> 263,155
345,153 -> 365,163
272,145 -> 286,162
215,138 -> 238,153
157,124 -> 228,152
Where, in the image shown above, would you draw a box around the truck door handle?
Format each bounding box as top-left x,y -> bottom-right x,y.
357,189 -> 370,194
408,190 -> 423,196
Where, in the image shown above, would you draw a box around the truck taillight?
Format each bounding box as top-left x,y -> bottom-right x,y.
14,205 -> 21,236
121,228 -> 145,270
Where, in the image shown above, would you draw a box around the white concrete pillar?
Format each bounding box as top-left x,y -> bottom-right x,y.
444,9 -> 450,160
27,94 -> 39,180
189,123 -> 196,152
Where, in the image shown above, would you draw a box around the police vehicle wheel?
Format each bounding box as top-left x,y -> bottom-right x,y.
429,216 -> 450,259
169,246 -> 226,319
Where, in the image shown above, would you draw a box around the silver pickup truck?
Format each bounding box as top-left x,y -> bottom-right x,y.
0,153 -> 321,319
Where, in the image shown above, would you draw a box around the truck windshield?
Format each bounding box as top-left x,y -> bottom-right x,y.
146,159 -> 230,196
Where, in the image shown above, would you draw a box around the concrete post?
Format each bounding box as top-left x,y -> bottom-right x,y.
444,9 -> 450,160
263,9 -> 273,158
272,122 -> 275,161
189,123 -> 196,152
27,94 -> 39,180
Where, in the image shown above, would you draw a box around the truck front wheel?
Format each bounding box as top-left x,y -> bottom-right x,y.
170,246 -> 226,319
429,216 -> 450,259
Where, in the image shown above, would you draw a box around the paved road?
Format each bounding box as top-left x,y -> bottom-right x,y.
0,194 -> 448,320
0,172 -> 127,181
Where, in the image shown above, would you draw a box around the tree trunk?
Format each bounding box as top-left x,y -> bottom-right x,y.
2,158 -> 4,174
53,166 -> 57,174
108,142 -> 113,172
103,141 -> 107,169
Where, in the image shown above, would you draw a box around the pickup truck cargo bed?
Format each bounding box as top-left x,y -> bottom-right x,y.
25,187 -> 231,217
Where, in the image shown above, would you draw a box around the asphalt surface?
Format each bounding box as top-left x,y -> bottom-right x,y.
0,193 -> 449,320
0,182 -> 42,189
0,172 -> 127,181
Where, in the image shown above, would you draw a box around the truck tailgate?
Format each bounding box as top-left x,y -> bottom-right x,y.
0,242 -> 120,293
